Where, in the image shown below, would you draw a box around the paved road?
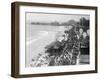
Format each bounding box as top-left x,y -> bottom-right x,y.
79,54 -> 89,64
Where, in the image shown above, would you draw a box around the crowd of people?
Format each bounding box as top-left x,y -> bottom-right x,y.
30,24 -> 89,67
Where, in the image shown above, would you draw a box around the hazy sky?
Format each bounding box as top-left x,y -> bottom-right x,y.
26,12 -> 90,23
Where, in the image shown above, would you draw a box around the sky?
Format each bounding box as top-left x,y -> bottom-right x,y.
26,12 -> 90,23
